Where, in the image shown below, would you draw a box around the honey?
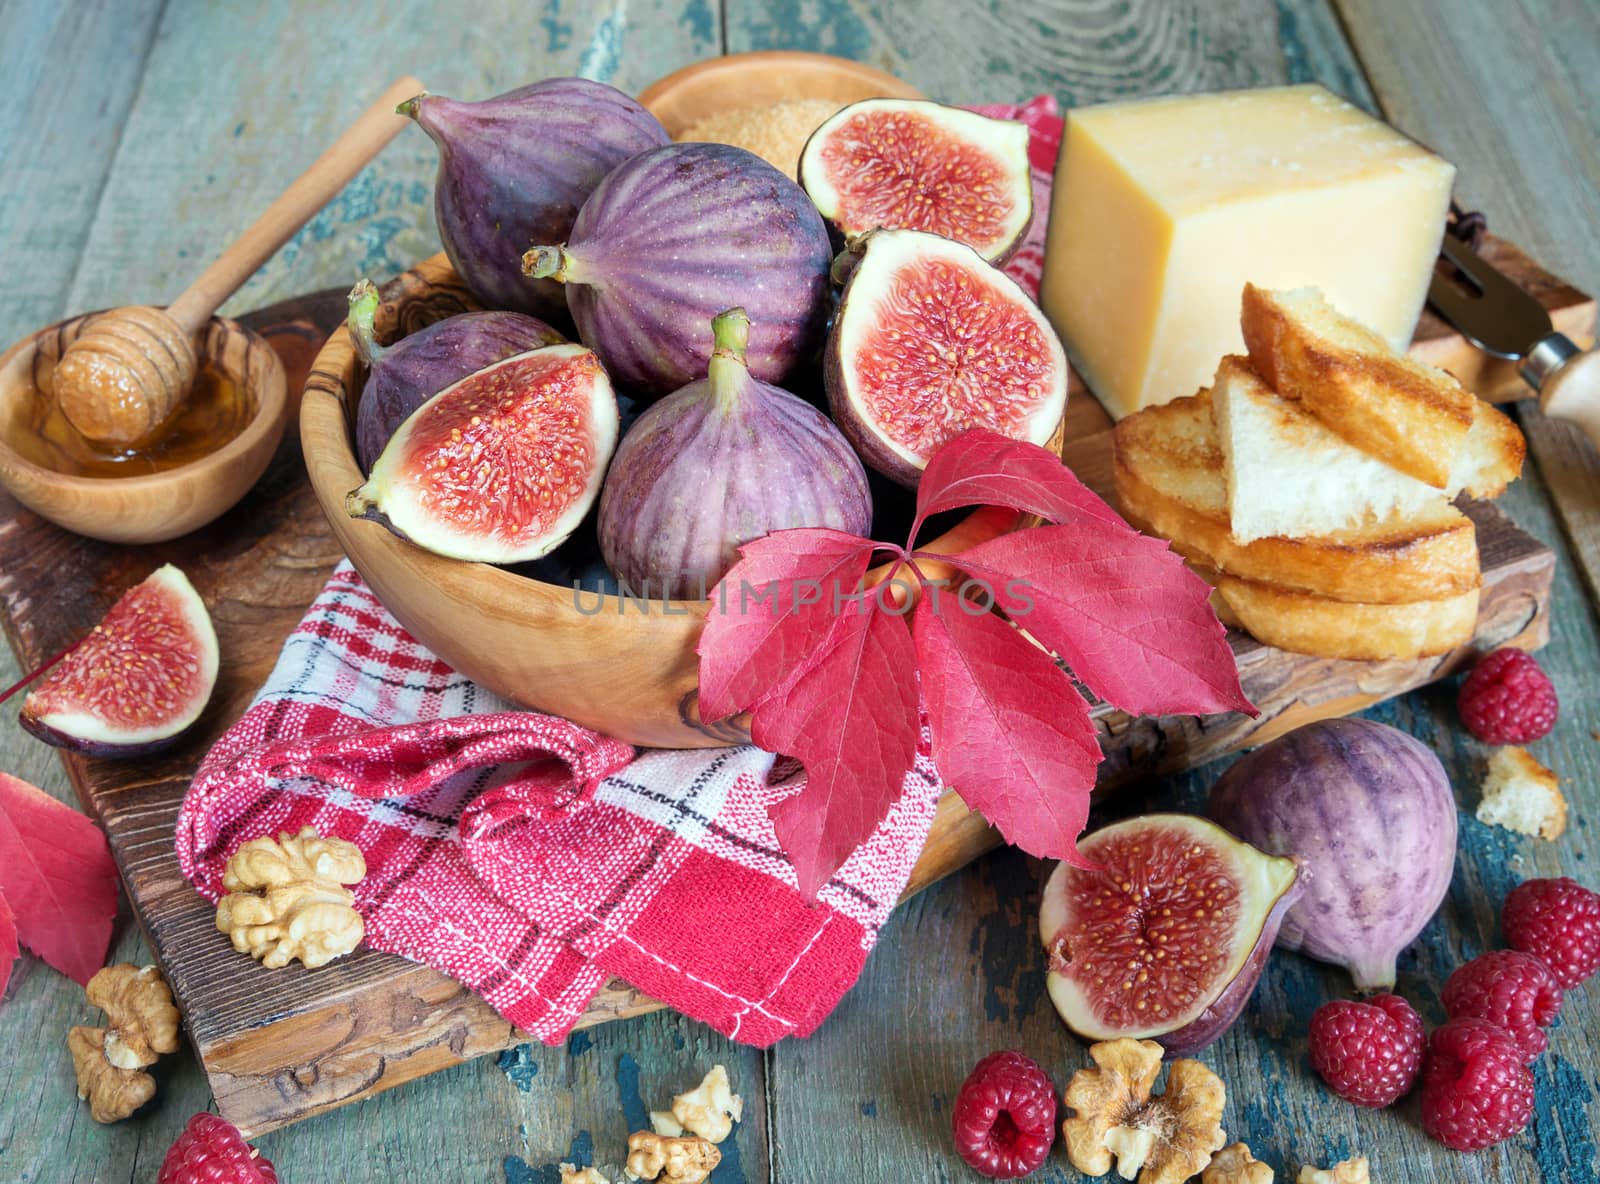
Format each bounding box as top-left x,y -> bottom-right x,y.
9,361 -> 255,478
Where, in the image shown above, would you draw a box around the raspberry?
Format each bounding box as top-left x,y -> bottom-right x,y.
1420,1018 -> 1534,1151
1457,647 -> 1558,744
1502,876 -> 1600,989
158,1113 -> 279,1184
1307,993 -> 1424,1107
952,1050 -> 1057,1178
1442,950 -> 1563,1062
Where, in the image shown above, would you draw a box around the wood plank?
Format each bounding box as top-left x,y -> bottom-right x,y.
754,5 -> 1600,1182
0,3 -> 745,1180
1334,0 -> 1600,710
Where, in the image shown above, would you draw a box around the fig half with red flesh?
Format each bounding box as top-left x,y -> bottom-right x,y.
824,228 -> 1068,487
21,564 -> 219,757
346,344 -> 618,565
800,98 -> 1033,263
1040,813 -> 1303,1056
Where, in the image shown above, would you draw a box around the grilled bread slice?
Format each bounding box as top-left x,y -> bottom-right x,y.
1213,355 -> 1448,542
1242,284 -> 1475,488
1113,389 -> 1480,603
1208,573 -> 1480,661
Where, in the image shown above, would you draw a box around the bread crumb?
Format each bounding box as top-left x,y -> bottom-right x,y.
1478,746 -> 1567,840
677,99 -> 846,177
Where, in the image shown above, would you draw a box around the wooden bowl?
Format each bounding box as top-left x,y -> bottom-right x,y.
301,255 -> 1048,749
0,313 -> 288,544
637,50 -> 924,138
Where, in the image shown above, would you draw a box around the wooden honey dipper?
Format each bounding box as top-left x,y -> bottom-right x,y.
52,74 -> 424,449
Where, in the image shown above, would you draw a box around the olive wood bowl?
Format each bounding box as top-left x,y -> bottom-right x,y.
636,50 -> 924,138
301,255 -> 1060,748
0,313 -> 288,544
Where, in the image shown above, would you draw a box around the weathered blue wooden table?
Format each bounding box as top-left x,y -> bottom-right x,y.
0,1 -> 1597,1181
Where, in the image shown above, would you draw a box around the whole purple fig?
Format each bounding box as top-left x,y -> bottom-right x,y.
598,307 -> 871,599
347,279 -> 564,472
1208,717 -> 1458,992
523,143 -> 833,399
401,78 -> 668,319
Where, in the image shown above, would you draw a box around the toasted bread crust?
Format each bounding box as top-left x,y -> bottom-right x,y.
1456,399 -> 1526,499
1113,391 -> 1481,603
1242,284 -> 1474,488
1209,574 -> 1479,660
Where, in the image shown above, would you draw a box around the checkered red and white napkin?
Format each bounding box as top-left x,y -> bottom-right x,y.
176,98 -> 1064,1047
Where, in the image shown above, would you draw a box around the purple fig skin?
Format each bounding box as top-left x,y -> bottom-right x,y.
18,712 -> 193,758
1208,717 -> 1458,992
1153,862 -> 1304,1056
349,285 -> 564,472
524,143 -> 833,399
404,79 -> 668,319
597,308 -> 871,599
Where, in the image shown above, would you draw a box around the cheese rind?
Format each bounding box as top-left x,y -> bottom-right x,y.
1042,84 -> 1456,420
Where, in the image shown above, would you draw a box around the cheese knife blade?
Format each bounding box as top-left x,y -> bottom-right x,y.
1428,234 -> 1600,451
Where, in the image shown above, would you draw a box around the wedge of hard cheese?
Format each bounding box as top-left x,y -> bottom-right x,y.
1043,84 -> 1456,420
1113,389 -> 1479,603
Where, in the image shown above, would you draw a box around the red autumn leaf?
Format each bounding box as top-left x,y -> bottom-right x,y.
698,427 -> 1250,897
696,528 -> 877,722
754,597 -> 920,899
911,428 -> 1127,540
938,525 -> 1253,716
0,771 -> 119,986
912,595 -> 1099,865
0,892 -> 17,998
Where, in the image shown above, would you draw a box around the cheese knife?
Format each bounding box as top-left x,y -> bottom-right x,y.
1428,234 -> 1600,451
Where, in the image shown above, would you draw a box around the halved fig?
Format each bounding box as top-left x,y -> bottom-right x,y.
347,344 -> 619,564
21,564 -> 219,757
1039,813 -> 1302,1056
799,98 -> 1033,263
824,228 -> 1068,487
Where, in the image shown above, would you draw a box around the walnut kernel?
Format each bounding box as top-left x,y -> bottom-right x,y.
87,964 -> 180,1070
649,1110 -> 686,1137
216,826 -> 366,968
1062,1038 -> 1228,1184
1205,1143 -> 1275,1183
1298,1157 -> 1369,1184
670,1064 -> 743,1143
623,1131 -> 720,1183
68,1025 -> 155,1123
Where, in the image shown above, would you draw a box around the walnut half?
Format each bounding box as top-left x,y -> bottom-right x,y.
1063,1038 -> 1228,1184
216,826 -> 367,969
1298,1157 -> 1369,1184
623,1131 -> 720,1183
87,964 -> 180,1070
1205,1143 -> 1275,1183
669,1065 -> 743,1144
68,1025 -> 155,1123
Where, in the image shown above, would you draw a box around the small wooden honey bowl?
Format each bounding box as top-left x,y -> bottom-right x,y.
301,255 -> 1036,749
636,50 -> 924,138
0,313 -> 288,545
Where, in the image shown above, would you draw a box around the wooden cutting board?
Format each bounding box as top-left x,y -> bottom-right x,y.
0,233 -> 1585,1137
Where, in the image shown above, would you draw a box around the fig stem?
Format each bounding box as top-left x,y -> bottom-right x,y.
0,636 -> 86,706
708,307 -> 751,410
523,245 -> 575,284
346,278 -> 386,366
395,92 -> 428,119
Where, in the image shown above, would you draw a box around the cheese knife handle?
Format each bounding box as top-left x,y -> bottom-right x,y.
1528,334 -> 1600,453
